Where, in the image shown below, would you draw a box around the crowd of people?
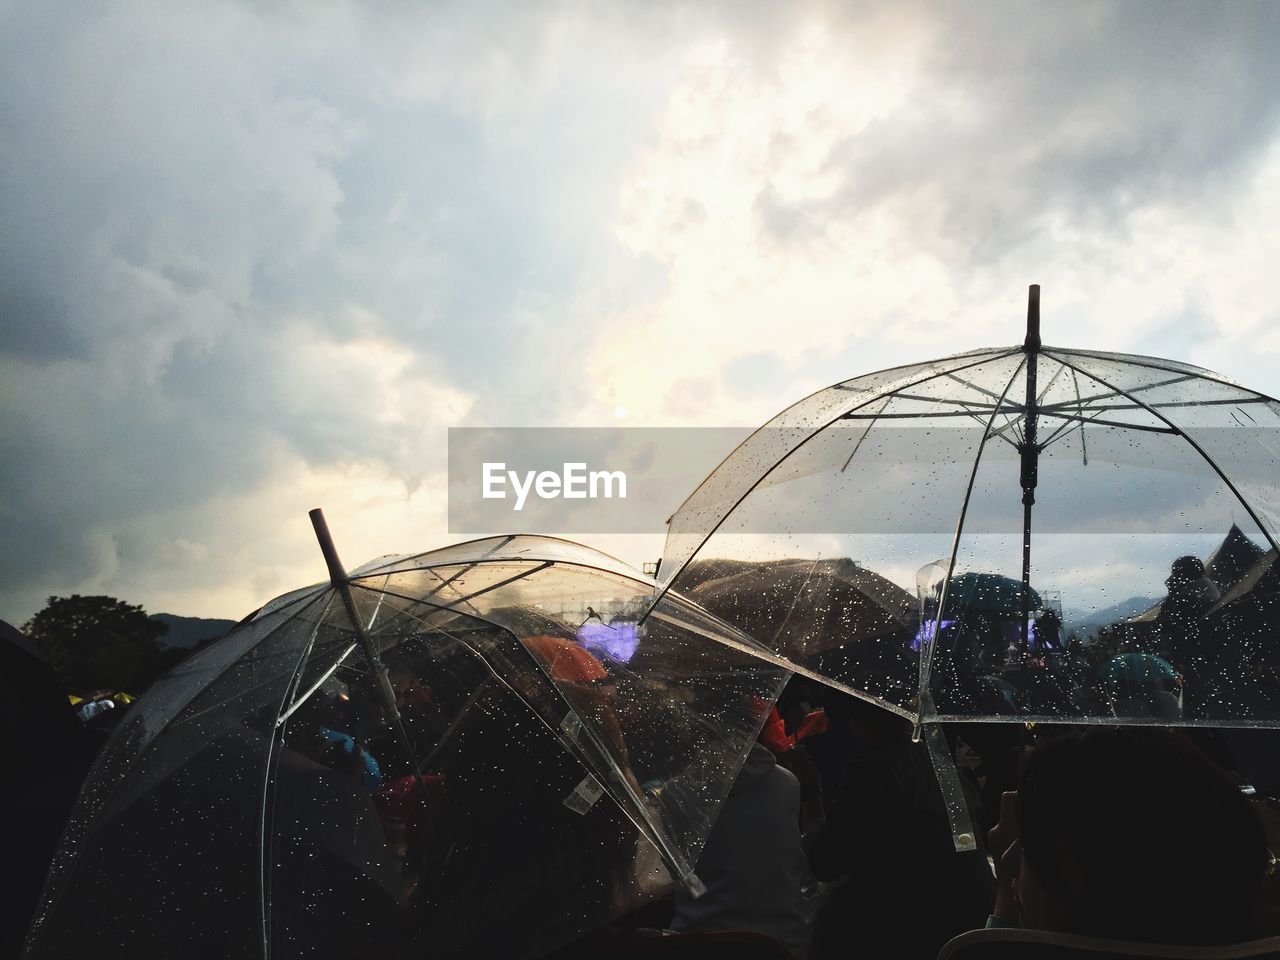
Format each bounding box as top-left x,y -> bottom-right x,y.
925,553 -> 1280,727
645,688 -> 1278,959
9,562 -> 1280,960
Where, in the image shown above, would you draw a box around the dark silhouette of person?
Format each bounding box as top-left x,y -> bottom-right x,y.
806,695 -> 993,960
1157,555 -> 1220,715
409,681 -> 639,959
1032,609 -> 1062,653
671,740 -> 813,958
3,620 -> 107,958
987,728 -> 1269,945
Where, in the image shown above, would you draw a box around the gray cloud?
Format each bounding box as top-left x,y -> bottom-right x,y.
4,1 -> 1280,623
761,2 -> 1280,260
0,1 -> 679,619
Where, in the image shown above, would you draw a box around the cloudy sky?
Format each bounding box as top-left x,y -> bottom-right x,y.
3,0 -> 1280,624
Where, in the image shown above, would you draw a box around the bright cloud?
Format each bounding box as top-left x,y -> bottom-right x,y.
3,1 -> 1280,623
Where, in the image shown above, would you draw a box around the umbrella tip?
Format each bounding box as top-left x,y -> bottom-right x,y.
309,508 -> 349,587
1025,284 -> 1041,351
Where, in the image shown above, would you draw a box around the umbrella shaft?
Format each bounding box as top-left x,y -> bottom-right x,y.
1020,498 -> 1033,655
1019,293 -> 1040,657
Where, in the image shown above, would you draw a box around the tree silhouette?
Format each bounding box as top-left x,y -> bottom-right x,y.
23,595 -> 170,695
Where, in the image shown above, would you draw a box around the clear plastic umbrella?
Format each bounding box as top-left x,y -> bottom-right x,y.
653,286 -> 1280,733
25,516 -> 787,960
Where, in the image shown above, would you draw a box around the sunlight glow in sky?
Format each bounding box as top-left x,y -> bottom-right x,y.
3,2 -> 1280,622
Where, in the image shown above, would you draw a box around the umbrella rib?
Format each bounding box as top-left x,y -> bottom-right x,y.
1008,359 -> 1067,445
683,350 -> 1017,528
274,641 -> 360,727
868,391 -> 1025,440
1038,410 -> 1178,434
877,392 -> 1024,438
349,554 -> 665,631
1036,384 -> 1261,448
1039,373 -> 1197,410
345,586 -> 438,636
177,621 -> 340,732
1045,351 -> 1280,557
349,555 -> 666,643
827,347 -> 1013,392
840,397 -> 890,472
769,554 -> 823,646
986,409 -> 1030,448
886,393 -> 1011,411
413,537 -> 518,604
1037,414 -> 1089,450
352,551 -> 657,595
260,591 -> 346,955
381,588 -> 496,638
349,534 -> 519,579
1034,362 -> 1069,406
842,409 -> 1013,420
915,355 -> 1028,734
1050,349 -> 1279,400
348,565 -> 511,633
370,561 -> 559,619
1038,385 -> 1106,447
1037,392 -> 1270,435
347,581 -> 508,630
932,712 -> 1280,729
959,401 -> 1023,448
995,361 -> 1070,447
115,593 -> 337,737
1073,368 -> 1089,466
349,533 -> 649,584
643,348 -> 1025,620
416,681 -> 491,771
1040,396 -> 1272,414
361,576 -> 392,631
944,370 -> 1018,406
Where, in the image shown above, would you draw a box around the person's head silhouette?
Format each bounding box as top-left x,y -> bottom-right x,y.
1011,729 -> 1268,945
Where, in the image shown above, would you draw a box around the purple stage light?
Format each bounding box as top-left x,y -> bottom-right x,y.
578,620 -> 639,663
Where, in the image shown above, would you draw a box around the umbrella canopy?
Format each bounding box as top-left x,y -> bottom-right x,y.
25,529 -> 787,960
944,572 -> 1042,616
674,557 -> 917,705
653,287 -> 1280,729
1100,652 -> 1179,687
